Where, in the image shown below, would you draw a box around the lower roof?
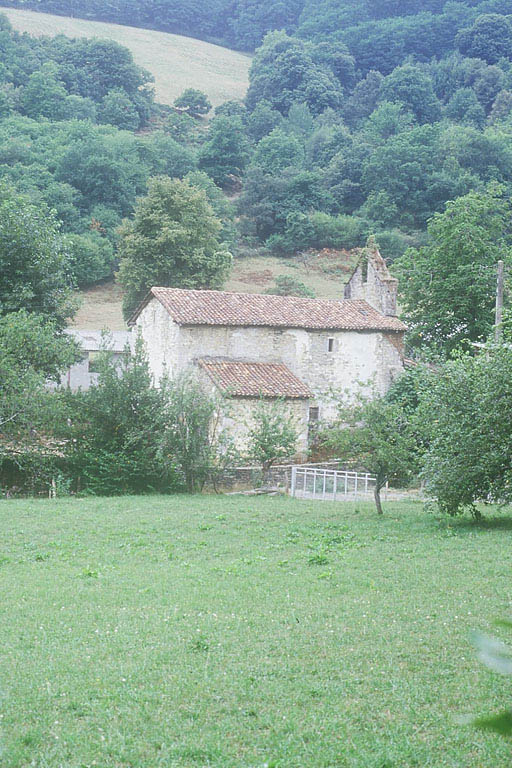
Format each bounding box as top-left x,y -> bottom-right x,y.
198,358 -> 311,399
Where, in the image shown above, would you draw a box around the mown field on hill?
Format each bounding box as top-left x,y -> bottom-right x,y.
0,495 -> 510,767
0,7 -> 251,107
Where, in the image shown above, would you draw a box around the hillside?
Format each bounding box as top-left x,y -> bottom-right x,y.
71,250 -> 359,331
0,7 -> 251,107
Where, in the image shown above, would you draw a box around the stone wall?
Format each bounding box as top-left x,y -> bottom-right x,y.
219,396 -> 310,455
344,248 -> 398,317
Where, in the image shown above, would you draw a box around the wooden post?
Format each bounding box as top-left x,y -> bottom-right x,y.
291,466 -> 297,497
495,259 -> 504,342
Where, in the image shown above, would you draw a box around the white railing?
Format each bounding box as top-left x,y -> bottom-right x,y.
290,466 -> 383,501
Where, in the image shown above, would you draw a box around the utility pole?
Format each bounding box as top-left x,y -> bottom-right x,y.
495,259 -> 504,342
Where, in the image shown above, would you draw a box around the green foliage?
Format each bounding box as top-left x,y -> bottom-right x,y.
199,115 -> 250,186
0,186 -> 75,327
319,395 -> 419,514
265,274 -> 315,298
174,88 -> 212,118
117,176 -> 232,318
99,88 -> 140,130
0,310 -> 80,490
65,232 -> 114,287
456,14 -> 512,64
394,185 -> 512,352
252,127 -> 303,174
247,398 -> 299,476
380,64 -> 442,124
420,345 -> 512,515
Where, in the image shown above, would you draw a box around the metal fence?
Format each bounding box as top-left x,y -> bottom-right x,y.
290,466 -> 382,501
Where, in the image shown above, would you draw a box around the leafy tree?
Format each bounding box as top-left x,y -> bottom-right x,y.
265,275 -> 315,298
380,64 -> 442,124
0,310 -> 80,488
0,187 -> 75,327
252,127 -> 304,174
61,335 -> 177,496
174,88 -> 212,118
319,395 -> 418,514
159,371 -> 230,492
247,398 -> 299,482
445,88 -> 486,128
246,99 -> 284,141
246,31 -> 342,116
456,14 -> 512,64
394,185 -> 512,352
66,232 -> 114,287
198,115 -> 250,186
21,63 -> 68,120
99,88 -> 140,130
117,176 -> 232,318
421,345 -> 512,516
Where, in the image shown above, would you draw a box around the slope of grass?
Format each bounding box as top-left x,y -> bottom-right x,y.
0,495 -> 510,767
72,251 -> 359,331
0,7 -> 251,107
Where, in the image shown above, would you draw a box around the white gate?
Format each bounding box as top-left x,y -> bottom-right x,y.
290,466 -> 380,501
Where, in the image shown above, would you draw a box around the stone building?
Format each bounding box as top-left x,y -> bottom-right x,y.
128,248 -> 406,453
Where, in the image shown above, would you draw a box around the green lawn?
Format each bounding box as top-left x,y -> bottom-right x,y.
0,7 -> 250,107
0,496 -> 510,767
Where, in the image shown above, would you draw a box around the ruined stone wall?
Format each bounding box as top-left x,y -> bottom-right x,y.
344,249 -> 398,317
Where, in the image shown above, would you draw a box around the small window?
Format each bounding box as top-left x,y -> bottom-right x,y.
88,351 -> 101,374
327,338 -> 334,352
309,406 -> 319,422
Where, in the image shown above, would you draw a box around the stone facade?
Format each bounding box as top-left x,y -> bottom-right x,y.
131,251 -> 405,453
135,300 -> 404,424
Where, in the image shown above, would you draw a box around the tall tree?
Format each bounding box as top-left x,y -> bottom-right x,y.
394,185 -> 512,352
117,176 -> 232,318
0,187 -> 75,327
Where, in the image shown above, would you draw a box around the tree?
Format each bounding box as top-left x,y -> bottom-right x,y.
319,396 -> 418,514
0,310 -> 80,488
198,115 -> 250,187
265,275 -> 315,298
380,64 -> 442,124
0,187 -> 75,327
99,88 -> 140,130
117,176 -> 232,318
21,63 -> 68,121
445,88 -> 485,128
394,185 -> 512,352
252,127 -> 304,174
456,14 -> 512,65
159,372 -> 230,492
174,88 -> 212,118
421,345 -> 512,516
247,398 -> 299,482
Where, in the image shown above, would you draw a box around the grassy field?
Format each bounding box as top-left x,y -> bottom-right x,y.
0,7 -> 250,107
0,495 -> 511,767
72,251 -> 358,330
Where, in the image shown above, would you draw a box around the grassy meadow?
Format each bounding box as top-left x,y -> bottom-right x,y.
0,7 -> 251,107
0,495 -> 511,767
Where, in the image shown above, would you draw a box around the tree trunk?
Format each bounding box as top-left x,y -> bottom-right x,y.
374,484 -> 384,515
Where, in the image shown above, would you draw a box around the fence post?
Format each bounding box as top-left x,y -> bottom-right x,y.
322,470 -> 326,499
365,473 -> 368,494
291,466 -> 297,497
354,474 -> 358,498
333,472 -> 337,501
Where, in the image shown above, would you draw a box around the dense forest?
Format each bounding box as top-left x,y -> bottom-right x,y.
0,4 -> 510,294
2,0 -> 510,52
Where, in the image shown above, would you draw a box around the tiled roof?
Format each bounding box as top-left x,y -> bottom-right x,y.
198,358 -> 311,399
129,287 -> 406,331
